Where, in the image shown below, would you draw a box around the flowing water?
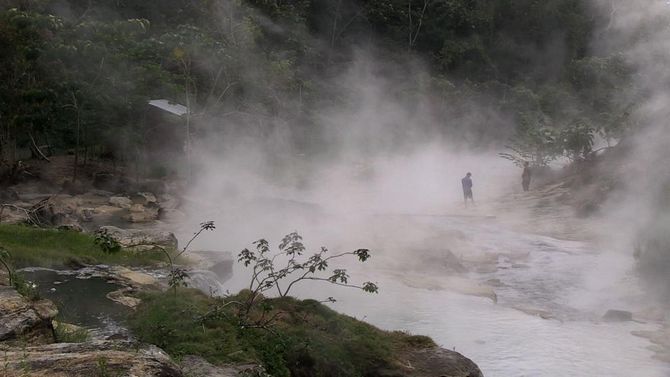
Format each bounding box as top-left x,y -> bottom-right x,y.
209,209 -> 670,377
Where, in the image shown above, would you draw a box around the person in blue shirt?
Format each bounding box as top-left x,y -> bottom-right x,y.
461,172 -> 474,206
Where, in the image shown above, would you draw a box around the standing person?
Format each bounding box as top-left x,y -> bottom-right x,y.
521,162 -> 531,192
461,172 -> 474,206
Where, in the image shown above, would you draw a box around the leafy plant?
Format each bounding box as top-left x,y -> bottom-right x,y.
235,232 -> 378,325
559,119 -> 595,162
94,229 -> 121,254
167,267 -> 190,291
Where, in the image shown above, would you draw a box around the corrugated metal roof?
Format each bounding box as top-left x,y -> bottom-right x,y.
148,99 -> 189,116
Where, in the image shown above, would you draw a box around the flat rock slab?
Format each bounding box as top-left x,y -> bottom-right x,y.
180,355 -> 265,377
112,266 -> 159,286
0,340 -> 183,377
99,225 -> 178,250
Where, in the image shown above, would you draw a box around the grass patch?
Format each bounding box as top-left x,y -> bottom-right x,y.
12,272 -> 40,301
129,289 -> 436,377
53,321 -> 90,343
0,224 -> 167,268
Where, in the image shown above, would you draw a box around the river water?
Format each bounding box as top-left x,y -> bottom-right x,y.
213,210 -> 670,377
331,215 -> 670,377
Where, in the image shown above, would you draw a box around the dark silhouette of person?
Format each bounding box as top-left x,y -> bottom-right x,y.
461,172 -> 474,206
522,162 -> 531,192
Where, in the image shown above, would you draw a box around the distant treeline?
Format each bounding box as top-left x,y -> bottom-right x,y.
0,0 -> 637,171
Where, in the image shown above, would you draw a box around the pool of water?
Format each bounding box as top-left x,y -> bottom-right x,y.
19,268 -> 130,328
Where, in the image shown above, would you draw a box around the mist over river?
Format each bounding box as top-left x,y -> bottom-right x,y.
184,203 -> 670,377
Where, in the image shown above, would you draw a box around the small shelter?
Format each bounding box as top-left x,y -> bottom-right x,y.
143,99 -> 190,177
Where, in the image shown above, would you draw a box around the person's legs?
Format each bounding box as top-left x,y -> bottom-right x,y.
465,190 -> 473,206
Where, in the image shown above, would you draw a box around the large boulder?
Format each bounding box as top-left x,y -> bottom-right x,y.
398,346 -> 484,377
0,286 -> 57,344
0,204 -> 30,224
0,340 -> 183,377
98,226 -> 178,250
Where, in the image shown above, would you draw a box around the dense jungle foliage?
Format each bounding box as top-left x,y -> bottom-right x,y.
0,0 -> 637,171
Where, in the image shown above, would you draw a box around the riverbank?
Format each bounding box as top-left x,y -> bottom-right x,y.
0,198 -> 485,376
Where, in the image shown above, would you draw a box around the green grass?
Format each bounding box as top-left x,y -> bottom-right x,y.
53,322 -> 90,343
0,224 -> 168,268
129,289 -> 436,377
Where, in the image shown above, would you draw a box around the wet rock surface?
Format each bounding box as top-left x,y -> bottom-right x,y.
0,286 -> 57,344
0,340 -> 183,377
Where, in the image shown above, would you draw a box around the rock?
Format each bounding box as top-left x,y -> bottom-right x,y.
111,266 -> 159,286
0,286 -> 55,344
124,204 -> 159,223
76,207 -> 95,222
98,226 -> 178,250
22,195 -> 87,229
57,222 -> 84,232
52,320 -> 87,335
94,205 -> 124,215
186,270 -> 227,296
109,196 -> 132,209
209,259 -> 234,282
130,203 -> 146,212
86,189 -> 115,197
602,309 -> 633,322
32,300 -> 58,320
513,306 -> 557,320
107,288 -> 142,309
190,251 -> 235,279
0,340 -> 183,377
0,205 -> 29,224
405,248 -> 467,275
180,355 -> 265,377
390,346 -> 484,377
132,192 -> 158,206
